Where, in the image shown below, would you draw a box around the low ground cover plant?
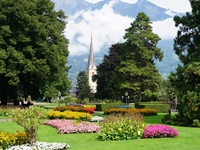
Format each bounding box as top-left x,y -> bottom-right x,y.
47,110 -> 92,121
97,113 -> 145,141
7,141 -> 70,150
142,124 -> 178,138
43,119 -> 100,134
104,108 -> 157,116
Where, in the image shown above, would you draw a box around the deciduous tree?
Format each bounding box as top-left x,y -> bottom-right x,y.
0,0 -> 70,105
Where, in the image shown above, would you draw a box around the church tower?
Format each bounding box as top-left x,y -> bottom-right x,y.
87,34 -> 97,93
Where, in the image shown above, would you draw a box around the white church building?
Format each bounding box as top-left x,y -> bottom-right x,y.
87,35 -> 97,93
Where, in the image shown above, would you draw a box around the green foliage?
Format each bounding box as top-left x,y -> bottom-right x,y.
159,78 -> 177,101
173,91 -> 200,126
76,71 -> 94,101
97,113 -> 145,141
0,0 -> 70,104
96,43 -> 124,99
10,106 -> 47,145
0,107 -> 9,116
169,1 -> 200,126
96,12 -> 163,101
115,12 -> 163,101
96,103 -> 124,111
103,108 -> 158,116
136,102 -> 170,113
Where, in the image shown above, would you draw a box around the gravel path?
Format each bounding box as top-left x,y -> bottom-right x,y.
0,118 -> 12,122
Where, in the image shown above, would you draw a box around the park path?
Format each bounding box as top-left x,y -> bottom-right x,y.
0,118 -> 12,122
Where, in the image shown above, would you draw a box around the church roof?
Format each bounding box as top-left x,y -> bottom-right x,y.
88,35 -> 96,69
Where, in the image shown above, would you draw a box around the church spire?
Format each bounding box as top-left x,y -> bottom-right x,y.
88,34 -> 96,69
87,33 -> 97,93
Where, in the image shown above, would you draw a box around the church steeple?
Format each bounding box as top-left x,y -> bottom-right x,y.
88,35 -> 96,69
87,33 -> 97,93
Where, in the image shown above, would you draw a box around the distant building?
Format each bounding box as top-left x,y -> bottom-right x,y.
87,34 -> 97,93
69,82 -> 79,97
69,34 -> 97,96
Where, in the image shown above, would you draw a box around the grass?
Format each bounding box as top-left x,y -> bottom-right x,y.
1,113 -> 200,150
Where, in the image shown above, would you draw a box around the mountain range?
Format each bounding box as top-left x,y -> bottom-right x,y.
51,0 -> 184,84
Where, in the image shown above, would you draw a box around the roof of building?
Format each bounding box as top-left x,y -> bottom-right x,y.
88,35 -> 96,69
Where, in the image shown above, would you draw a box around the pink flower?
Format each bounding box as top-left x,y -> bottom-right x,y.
142,124 -> 178,138
43,119 -> 100,134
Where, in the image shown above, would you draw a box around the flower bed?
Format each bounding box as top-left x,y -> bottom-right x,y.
47,110 -> 92,121
142,124 -> 178,138
7,141 -> 70,150
0,131 -> 28,149
97,113 -> 145,141
54,105 -> 96,114
43,119 -> 100,134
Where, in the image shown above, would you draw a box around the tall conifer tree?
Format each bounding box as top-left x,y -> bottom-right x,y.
115,12 -> 163,101
169,0 -> 200,125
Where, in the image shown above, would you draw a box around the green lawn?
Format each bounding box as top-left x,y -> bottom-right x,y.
1,113 -> 200,150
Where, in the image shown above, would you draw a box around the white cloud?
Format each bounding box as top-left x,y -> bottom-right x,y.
65,1 -> 133,56
65,0 -> 190,56
121,0 -> 138,4
85,0 -> 103,4
152,18 -> 177,40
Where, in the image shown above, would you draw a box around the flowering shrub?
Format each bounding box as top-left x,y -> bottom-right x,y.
0,131 -> 28,149
97,113 -> 146,141
104,108 -> 157,116
10,106 -> 47,146
142,124 -> 178,138
47,110 -> 92,121
0,106 -> 16,117
43,119 -> 100,134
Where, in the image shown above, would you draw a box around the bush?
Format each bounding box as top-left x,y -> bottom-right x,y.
104,108 -> 157,116
136,102 -> 170,113
47,110 -> 92,121
143,124 -> 178,138
0,106 -> 17,117
97,113 -> 145,141
96,103 -> 124,111
10,106 -> 47,146
0,131 -> 28,149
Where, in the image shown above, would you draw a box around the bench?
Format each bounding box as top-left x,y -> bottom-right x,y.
7,99 -> 14,106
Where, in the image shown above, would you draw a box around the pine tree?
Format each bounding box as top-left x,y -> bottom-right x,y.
169,0 -> 200,125
116,12 -> 163,102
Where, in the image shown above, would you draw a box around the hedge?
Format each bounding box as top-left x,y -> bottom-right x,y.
135,102 -> 170,113
96,103 -> 125,111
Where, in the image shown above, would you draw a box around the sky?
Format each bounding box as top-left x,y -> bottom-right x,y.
64,0 -> 192,56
